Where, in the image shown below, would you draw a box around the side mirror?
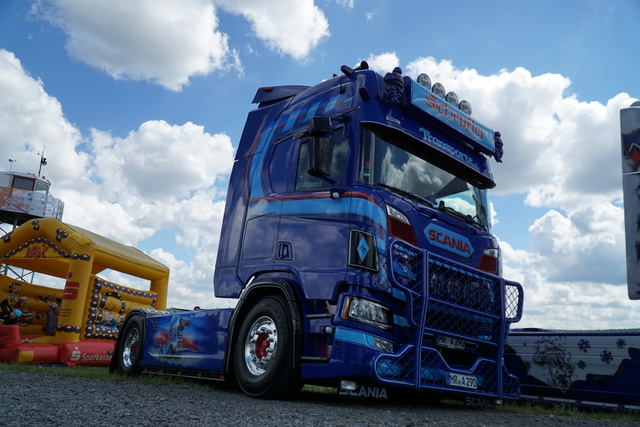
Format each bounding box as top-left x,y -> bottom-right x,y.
307,116 -> 334,178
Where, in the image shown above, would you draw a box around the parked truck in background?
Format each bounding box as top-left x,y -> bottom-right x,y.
111,61 -> 524,402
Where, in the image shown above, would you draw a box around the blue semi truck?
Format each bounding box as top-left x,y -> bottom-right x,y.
110,61 -> 524,402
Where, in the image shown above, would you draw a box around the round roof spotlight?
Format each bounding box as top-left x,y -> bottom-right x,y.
417,73 -> 432,90
431,82 -> 446,98
458,100 -> 472,115
445,91 -> 459,106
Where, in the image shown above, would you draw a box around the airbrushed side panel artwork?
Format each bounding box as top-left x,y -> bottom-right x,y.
505,330 -> 640,409
141,309 -> 233,372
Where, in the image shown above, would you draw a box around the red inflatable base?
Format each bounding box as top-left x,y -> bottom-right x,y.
56,341 -> 114,366
0,325 -> 115,366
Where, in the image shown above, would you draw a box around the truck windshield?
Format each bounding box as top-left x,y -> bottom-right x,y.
360,127 -> 491,230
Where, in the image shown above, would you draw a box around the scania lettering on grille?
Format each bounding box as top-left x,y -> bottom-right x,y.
425,224 -> 473,258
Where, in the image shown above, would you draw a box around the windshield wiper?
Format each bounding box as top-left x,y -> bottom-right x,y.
437,201 -> 486,230
374,182 -> 434,207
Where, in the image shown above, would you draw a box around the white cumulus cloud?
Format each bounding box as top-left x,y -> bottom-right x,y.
216,0 -> 329,60
90,121 -> 234,202
0,49 -> 235,308
32,0 -> 331,90
32,0 -> 242,91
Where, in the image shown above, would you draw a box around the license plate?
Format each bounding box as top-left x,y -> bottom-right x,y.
447,373 -> 477,389
436,335 -> 465,350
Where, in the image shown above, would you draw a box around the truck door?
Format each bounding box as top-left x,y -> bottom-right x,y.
236,138 -> 288,283
275,126 -> 351,300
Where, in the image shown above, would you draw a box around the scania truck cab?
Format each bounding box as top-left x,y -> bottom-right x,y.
111,62 -> 524,402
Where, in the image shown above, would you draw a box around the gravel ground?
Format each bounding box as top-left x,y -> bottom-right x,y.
1,369 -> 638,427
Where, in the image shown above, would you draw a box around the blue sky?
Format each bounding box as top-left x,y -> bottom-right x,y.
0,0 -> 638,329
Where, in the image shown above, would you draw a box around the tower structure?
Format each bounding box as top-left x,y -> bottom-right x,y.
0,170 -> 64,281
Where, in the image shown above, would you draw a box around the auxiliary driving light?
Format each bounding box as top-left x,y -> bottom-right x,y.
458,100 -> 472,115
431,82 -> 446,98
417,73 -> 432,90
445,91 -> 459,106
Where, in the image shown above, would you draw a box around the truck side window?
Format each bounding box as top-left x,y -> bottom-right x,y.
268,139 -> 296,194
294,127 -> 348,191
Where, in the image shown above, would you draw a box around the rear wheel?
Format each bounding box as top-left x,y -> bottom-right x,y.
233,296 -> 300,398
117,316 -> 144,377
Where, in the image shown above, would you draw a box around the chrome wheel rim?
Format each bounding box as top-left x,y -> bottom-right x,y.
122,327 -> 139,368
244,316 -> 278,376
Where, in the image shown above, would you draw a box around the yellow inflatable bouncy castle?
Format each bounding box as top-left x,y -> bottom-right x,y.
0,218 -> 169,365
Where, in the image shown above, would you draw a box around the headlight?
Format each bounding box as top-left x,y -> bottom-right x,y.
343,297 -> 393,331
386,204 -> 410,225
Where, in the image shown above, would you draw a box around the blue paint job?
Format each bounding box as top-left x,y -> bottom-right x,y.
409,80 -> 495,154
374,188 -> 493,269
393,315 -> 410,328
301,338 -> 379,380
425,223 -> 474,258
334,326 -> 392,351
249,193 -> 386,246
247,91 -> 354,199
139,309 -> 233,372
131,64 -> 523,401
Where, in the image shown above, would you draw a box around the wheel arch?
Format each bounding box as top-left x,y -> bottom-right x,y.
109,308 -> 157,373
225,278 -> 303,377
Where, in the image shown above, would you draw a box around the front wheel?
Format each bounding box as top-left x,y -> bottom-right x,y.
233,296 -> 300,399
116,316 -> 144,377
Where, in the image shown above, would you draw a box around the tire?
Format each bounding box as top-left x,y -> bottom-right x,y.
116,316 -> 144,377
233,296 -> 300,399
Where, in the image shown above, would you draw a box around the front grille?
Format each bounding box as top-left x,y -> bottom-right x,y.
426,258 -> 501,343
376,239 -> 522,398
389,240 -> 503,342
